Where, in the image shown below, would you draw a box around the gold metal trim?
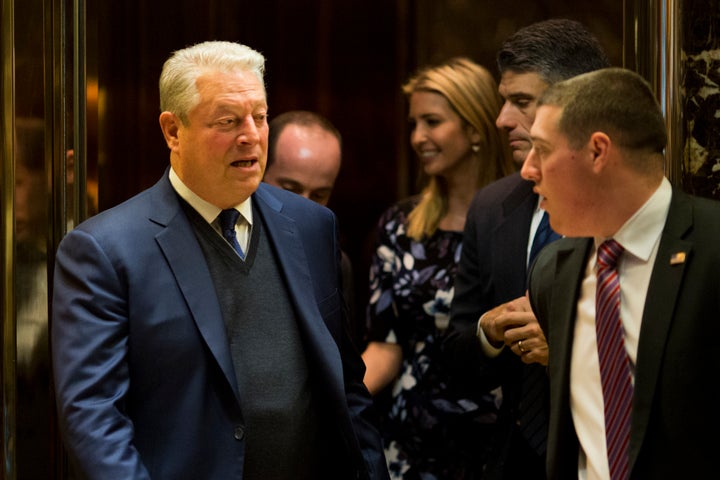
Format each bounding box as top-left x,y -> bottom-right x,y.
1,0 -> 17,477
624,0 -> 683,185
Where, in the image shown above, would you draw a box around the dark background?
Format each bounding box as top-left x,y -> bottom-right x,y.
90,0 -> 623,336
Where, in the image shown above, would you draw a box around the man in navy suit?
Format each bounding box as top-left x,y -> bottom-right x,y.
443,19 -> 609,479
525,67 -> 720,479
51,40 -> 388,480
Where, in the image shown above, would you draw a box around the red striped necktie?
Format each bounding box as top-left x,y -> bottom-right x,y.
595,239 -> 633,480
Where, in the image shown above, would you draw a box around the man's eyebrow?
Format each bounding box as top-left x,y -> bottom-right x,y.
505,92 -> 535,101
529,136 -> 548,146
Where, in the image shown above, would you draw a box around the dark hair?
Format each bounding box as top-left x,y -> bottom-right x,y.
267,110 -> 342,168
539,68 -> 667,158
497,18 -> 611,84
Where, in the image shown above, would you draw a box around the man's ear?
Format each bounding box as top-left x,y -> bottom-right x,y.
159,112 -> 181,150
588,131 -> 611,173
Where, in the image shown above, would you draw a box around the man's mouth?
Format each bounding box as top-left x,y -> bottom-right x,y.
231,159 -> 255,167
508,138 -> 529,148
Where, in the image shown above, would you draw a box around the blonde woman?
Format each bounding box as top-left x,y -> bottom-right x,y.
362,57 -> 513,479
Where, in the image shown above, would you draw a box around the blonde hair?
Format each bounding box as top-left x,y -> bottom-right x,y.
403,57 -> 512,240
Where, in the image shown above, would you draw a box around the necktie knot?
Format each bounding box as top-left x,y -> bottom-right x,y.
597,239 -> 623,270
218,209 -> 244,258
218,209 -> 240,237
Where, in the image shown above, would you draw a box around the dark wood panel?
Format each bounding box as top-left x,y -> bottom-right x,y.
90,0 -> 622,338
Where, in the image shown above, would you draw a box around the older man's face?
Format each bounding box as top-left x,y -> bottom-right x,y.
163,69 -> 269,209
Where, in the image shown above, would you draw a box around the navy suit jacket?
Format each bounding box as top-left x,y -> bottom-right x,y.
528,189 -> 720,479
443,172 -> 546,477
51,171 -> 389,480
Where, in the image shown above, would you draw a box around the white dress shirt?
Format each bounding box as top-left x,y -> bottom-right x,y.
168,167 -> 253,254
572,177 -> 672,480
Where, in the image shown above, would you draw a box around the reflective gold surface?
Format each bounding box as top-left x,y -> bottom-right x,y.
624,0 -> 683,185
2,0 -> 18,477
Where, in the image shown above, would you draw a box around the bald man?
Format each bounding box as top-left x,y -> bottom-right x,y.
265,110 -> 342,206
264,111 -> 362,348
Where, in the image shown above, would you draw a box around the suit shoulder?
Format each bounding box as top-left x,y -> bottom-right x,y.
256,182 -> 334,223
532,236 -> 587,270
689,192 -> 720,217
74,186 -> 156,233
667,189 -> 720,240
471,172 -> 533,206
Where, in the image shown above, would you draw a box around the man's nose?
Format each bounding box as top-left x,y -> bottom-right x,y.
236,116 -> 260,144
496,101 -> 515,130
521,147 -> 540,181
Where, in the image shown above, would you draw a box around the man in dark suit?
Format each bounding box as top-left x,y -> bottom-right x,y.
443,19 -> 609,479
51,40 -> 388,480
525,67 -> 720,479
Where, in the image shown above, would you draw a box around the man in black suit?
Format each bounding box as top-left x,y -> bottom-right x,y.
443,19 -> 609,479
525,66 -> 720,479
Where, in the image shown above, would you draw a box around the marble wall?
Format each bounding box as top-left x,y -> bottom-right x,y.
682,0 -> 720,199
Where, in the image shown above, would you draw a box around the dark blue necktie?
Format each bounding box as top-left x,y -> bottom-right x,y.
218,209 -> 245,259
529,210 -> 561,264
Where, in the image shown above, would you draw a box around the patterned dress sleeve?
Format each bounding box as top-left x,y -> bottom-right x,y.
365,202 -> 405,345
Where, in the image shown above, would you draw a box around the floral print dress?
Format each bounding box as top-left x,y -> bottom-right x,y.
366,197 -> 500,480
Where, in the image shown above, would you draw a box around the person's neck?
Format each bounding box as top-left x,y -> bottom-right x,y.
439,171 -> 479,232
599,173 -> 664,238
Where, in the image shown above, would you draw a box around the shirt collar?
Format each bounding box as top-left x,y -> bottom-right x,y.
168,167 -> 253,226
594,177 -> 672,262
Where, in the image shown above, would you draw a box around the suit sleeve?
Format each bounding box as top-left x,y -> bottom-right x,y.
329,215 -> 390,480
442,194 -> 502,396
526,242 -> 559,336
295,203 -> 388,480
51,228 -> 150,479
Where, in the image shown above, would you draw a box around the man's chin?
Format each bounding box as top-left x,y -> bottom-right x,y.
512,149 -> 530,167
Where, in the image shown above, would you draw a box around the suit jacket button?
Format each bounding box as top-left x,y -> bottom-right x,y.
234,426 -> 245,440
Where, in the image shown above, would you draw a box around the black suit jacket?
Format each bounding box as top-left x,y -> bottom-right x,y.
444,172 -> 547,478
528,189 -> 720,479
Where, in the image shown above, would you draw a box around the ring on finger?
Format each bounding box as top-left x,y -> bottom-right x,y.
518,339 -> 527,354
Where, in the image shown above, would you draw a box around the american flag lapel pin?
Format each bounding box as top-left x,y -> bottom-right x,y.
670,251 -> 686,265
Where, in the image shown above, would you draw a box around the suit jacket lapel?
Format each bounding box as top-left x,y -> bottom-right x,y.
549,239 -> 593,401
252,187 -> 316,319
629,191 -> 693,470
544,238 -> 592,474
149,175 -> 241,402
252,186 -> 344,381
494,178 -> 536,293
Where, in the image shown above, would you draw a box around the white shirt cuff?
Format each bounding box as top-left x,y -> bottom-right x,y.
476,312 -> 504,358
